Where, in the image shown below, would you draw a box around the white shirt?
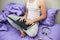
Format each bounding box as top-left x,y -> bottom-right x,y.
27,0 -> 41,20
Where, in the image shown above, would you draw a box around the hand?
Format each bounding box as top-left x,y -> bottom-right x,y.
19,16 -> 27,22
25,20 -> 34,25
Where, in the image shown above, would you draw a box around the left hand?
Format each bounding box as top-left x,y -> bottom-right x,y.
25,20 -> 34,25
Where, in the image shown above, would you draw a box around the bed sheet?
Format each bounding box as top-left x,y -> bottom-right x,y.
0,24 -> 60,40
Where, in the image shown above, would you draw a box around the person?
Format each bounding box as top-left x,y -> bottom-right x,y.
7,0 -> 46,38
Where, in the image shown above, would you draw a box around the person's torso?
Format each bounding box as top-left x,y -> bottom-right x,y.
27,0 -> 41,20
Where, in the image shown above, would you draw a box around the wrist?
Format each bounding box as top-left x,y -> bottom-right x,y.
32,19 -> 38,23
23,15 -> 27,18
24,15 -> 27,18
32,20 -> 35,23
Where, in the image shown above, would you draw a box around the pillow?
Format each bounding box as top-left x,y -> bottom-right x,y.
40,8 -> 59,26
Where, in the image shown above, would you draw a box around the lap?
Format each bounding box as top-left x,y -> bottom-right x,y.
25,23 -> 38,37
7,15 -> 39,37
7,15 -> 22,21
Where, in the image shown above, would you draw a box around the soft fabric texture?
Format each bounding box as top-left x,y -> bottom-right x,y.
0,3 -> 25,31
7,15 -> 39,37
0,2 -> 60,40
0,24 -> 60,40
0,2 -> 59,31
2,2 -> 26,16
40,8 -> 59,26
0,23 -> 8,31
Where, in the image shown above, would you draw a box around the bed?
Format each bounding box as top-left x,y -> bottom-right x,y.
0,23 -> 60,40
0,2 -> 60,40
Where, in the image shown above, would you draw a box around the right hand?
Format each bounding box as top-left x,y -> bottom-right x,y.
19,16 -> 27,22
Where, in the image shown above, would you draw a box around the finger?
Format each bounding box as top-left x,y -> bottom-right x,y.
19,18 -> 23,22
25,22 -> 28,25
19,19 -> 21,22
21,19 -> 23,22
24,19 -> 26,22
28,23 -> 30,25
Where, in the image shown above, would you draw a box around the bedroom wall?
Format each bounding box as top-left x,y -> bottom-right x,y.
0,0 -> 25,11
0,0 -> 2,11
0,0 -> 60,24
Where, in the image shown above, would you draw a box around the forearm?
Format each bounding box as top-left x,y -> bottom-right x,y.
33,0 -> 46,23
33,15 -> 46,23
32,8 -> 46,23
24,9 -> 28,18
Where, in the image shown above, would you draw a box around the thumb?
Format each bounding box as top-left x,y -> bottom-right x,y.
25,22 -> 28,25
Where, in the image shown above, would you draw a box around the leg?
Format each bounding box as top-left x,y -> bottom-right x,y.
25,23 -> 39,37
19,28 -> 26,37
7,15 -> 22,30
7,15 -> 26,37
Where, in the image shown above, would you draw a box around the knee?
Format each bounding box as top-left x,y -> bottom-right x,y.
28,33 -> 37,37
7,15 -> 13,17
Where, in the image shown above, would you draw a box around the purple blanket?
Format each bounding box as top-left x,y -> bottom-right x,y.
0,3 -> 25,22
0,2 -> 60,40
0,2 -> 25,31
0,23 -> 60,40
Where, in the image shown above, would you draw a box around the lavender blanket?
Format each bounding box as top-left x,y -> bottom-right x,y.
0,23 -> 60,40
0,2 -> 60,40
0,2 -> 25,31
